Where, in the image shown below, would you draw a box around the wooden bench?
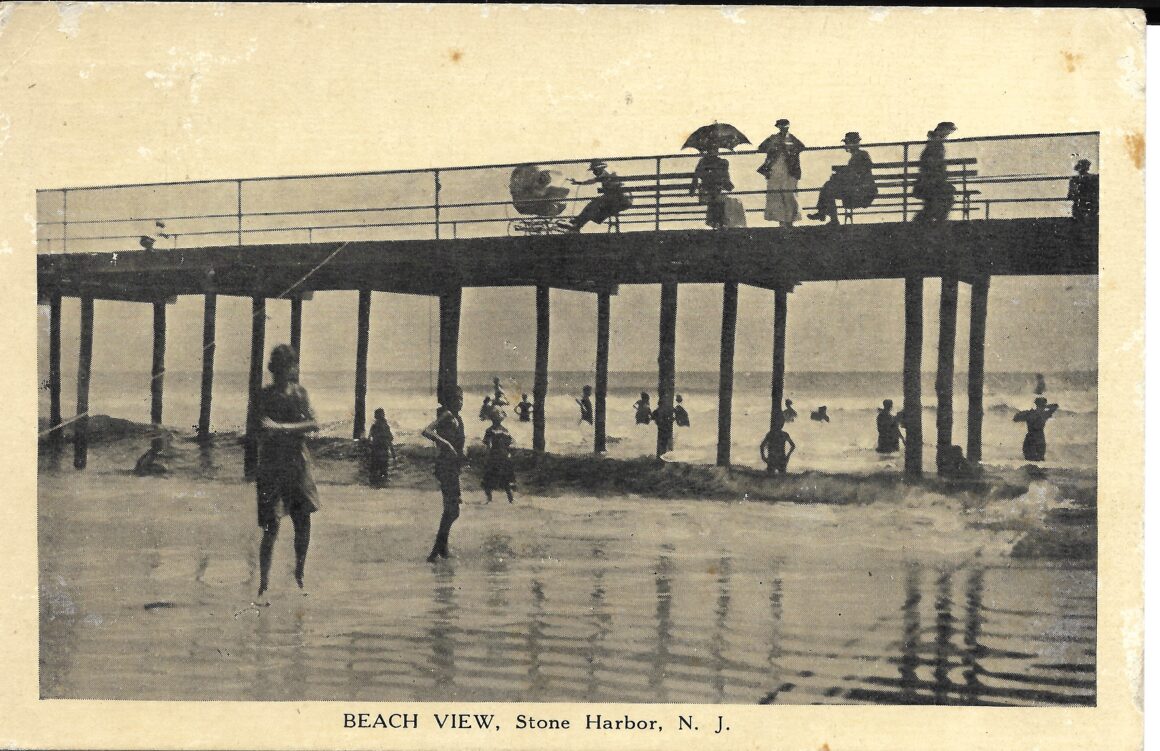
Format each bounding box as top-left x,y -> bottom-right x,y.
597,171 -> 709,232
831,157 -> 980,223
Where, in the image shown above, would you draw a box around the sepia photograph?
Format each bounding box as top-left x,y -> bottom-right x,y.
1,4 -> 1145,750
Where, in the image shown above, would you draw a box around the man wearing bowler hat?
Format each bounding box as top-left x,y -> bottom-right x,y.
563,160 -> 633,232
807,131 -> 877,225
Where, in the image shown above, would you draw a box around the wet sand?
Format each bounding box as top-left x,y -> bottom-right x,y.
39,435 -> 1095,705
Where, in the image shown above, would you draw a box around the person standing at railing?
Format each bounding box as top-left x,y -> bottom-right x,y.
758,119 -> 806,227
1068,158 -> 1098,223
912,122 -> 958,222
562,160 -> 633,232
807,132 -> 877,226
691,145 -> 735,229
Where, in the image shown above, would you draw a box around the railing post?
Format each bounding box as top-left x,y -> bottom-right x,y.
61,189 -> 68,253
654,157 -> 662,231
901,144 -> 909,223
236,180 -> 243,247
434,170 -> 442,240
961,167 -> 969,220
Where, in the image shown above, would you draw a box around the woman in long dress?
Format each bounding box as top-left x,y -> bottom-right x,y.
759,119 -> 805,226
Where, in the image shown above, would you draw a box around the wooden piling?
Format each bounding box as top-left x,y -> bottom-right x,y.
244,297 -> 266,478
47,293 -> 63,453
353,289 -> 371,439
150,301 -> 167,430
767,288 -> 788,472
197,294 -> 216,440
656,282 -> 678,457
903,276 -> 924,478
533,285 -> 550,453
73,296 -> 94,470
594,289 -> 610,454
437,288 -> 461,407
966,276 -> 990,463
935,277 -> 958,474
290,296 -> 303,356
716,281 -> 738,467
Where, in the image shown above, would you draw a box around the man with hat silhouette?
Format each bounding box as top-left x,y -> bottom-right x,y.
913,121 -> 958,222
1068,158 -> 1098,223
807,132 -> 877,225
563,160 -> 633,232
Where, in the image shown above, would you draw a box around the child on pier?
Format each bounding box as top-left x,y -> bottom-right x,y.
482,409 -> 516,504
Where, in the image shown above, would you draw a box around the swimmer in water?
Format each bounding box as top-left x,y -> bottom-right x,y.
810,405 -> 830,423
634,392 -> 652,425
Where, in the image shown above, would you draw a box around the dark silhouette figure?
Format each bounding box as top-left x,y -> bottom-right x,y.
577,385 -> 594,425
481,410 -> 515,504
691,146 -> 734,229
1068,158 -> 1098,223
760,429 -> 796,474
758,118 -> 806,226
479,395 -> 493,422
133,442 -> 168,476
673,394 -> 690,428
1013,397 -> 1059,462
423,386 -> 467,562
808,132 -> 877,225
255,344 -> 319,598
810,406 -> 830,423
514,393 -> 533,423
912,121 -> 957,222
783,399 -> 797,423
876,399 -> 905,453
367,407 -> 397,487
1034,373 -> 1047,395
634,392 -> 653,425
564,160 -> 633,232
491,377 -> 509,407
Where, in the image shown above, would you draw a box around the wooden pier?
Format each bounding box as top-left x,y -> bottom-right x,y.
38,217 -> 1097,477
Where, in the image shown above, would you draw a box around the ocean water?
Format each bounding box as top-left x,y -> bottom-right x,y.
41,369 -> 1096,474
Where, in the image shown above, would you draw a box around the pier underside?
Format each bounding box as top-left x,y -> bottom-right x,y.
38,217 -> 1096,302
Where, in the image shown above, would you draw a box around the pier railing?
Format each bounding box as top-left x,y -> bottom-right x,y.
36,131 -> 1097,255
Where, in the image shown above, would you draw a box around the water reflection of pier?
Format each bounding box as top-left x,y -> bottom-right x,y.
37,131 -> 1098,478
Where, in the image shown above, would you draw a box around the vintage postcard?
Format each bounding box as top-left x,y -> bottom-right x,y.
0,4 -> 1144,750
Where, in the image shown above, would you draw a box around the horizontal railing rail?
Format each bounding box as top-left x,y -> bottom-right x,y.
36,130 -> 1098,254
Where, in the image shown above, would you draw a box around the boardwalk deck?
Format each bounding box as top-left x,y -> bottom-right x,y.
37,217 -> 1095,301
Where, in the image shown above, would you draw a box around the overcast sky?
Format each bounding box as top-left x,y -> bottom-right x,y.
6,5 -> 1114,378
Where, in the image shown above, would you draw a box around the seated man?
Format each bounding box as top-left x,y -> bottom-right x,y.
808,132 -> 877,225
563,161 -> 633,232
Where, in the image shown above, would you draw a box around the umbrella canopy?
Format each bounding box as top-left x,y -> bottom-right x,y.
683,123 -> 750,152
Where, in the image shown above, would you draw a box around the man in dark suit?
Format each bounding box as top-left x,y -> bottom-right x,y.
808,132 -> 877,225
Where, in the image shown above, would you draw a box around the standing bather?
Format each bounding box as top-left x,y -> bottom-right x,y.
758,118 -> 806,226
1014,397 -> 1059,462
255,344 -> 319,599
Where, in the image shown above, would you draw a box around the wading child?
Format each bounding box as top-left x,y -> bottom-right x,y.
481,409 -> 516,504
